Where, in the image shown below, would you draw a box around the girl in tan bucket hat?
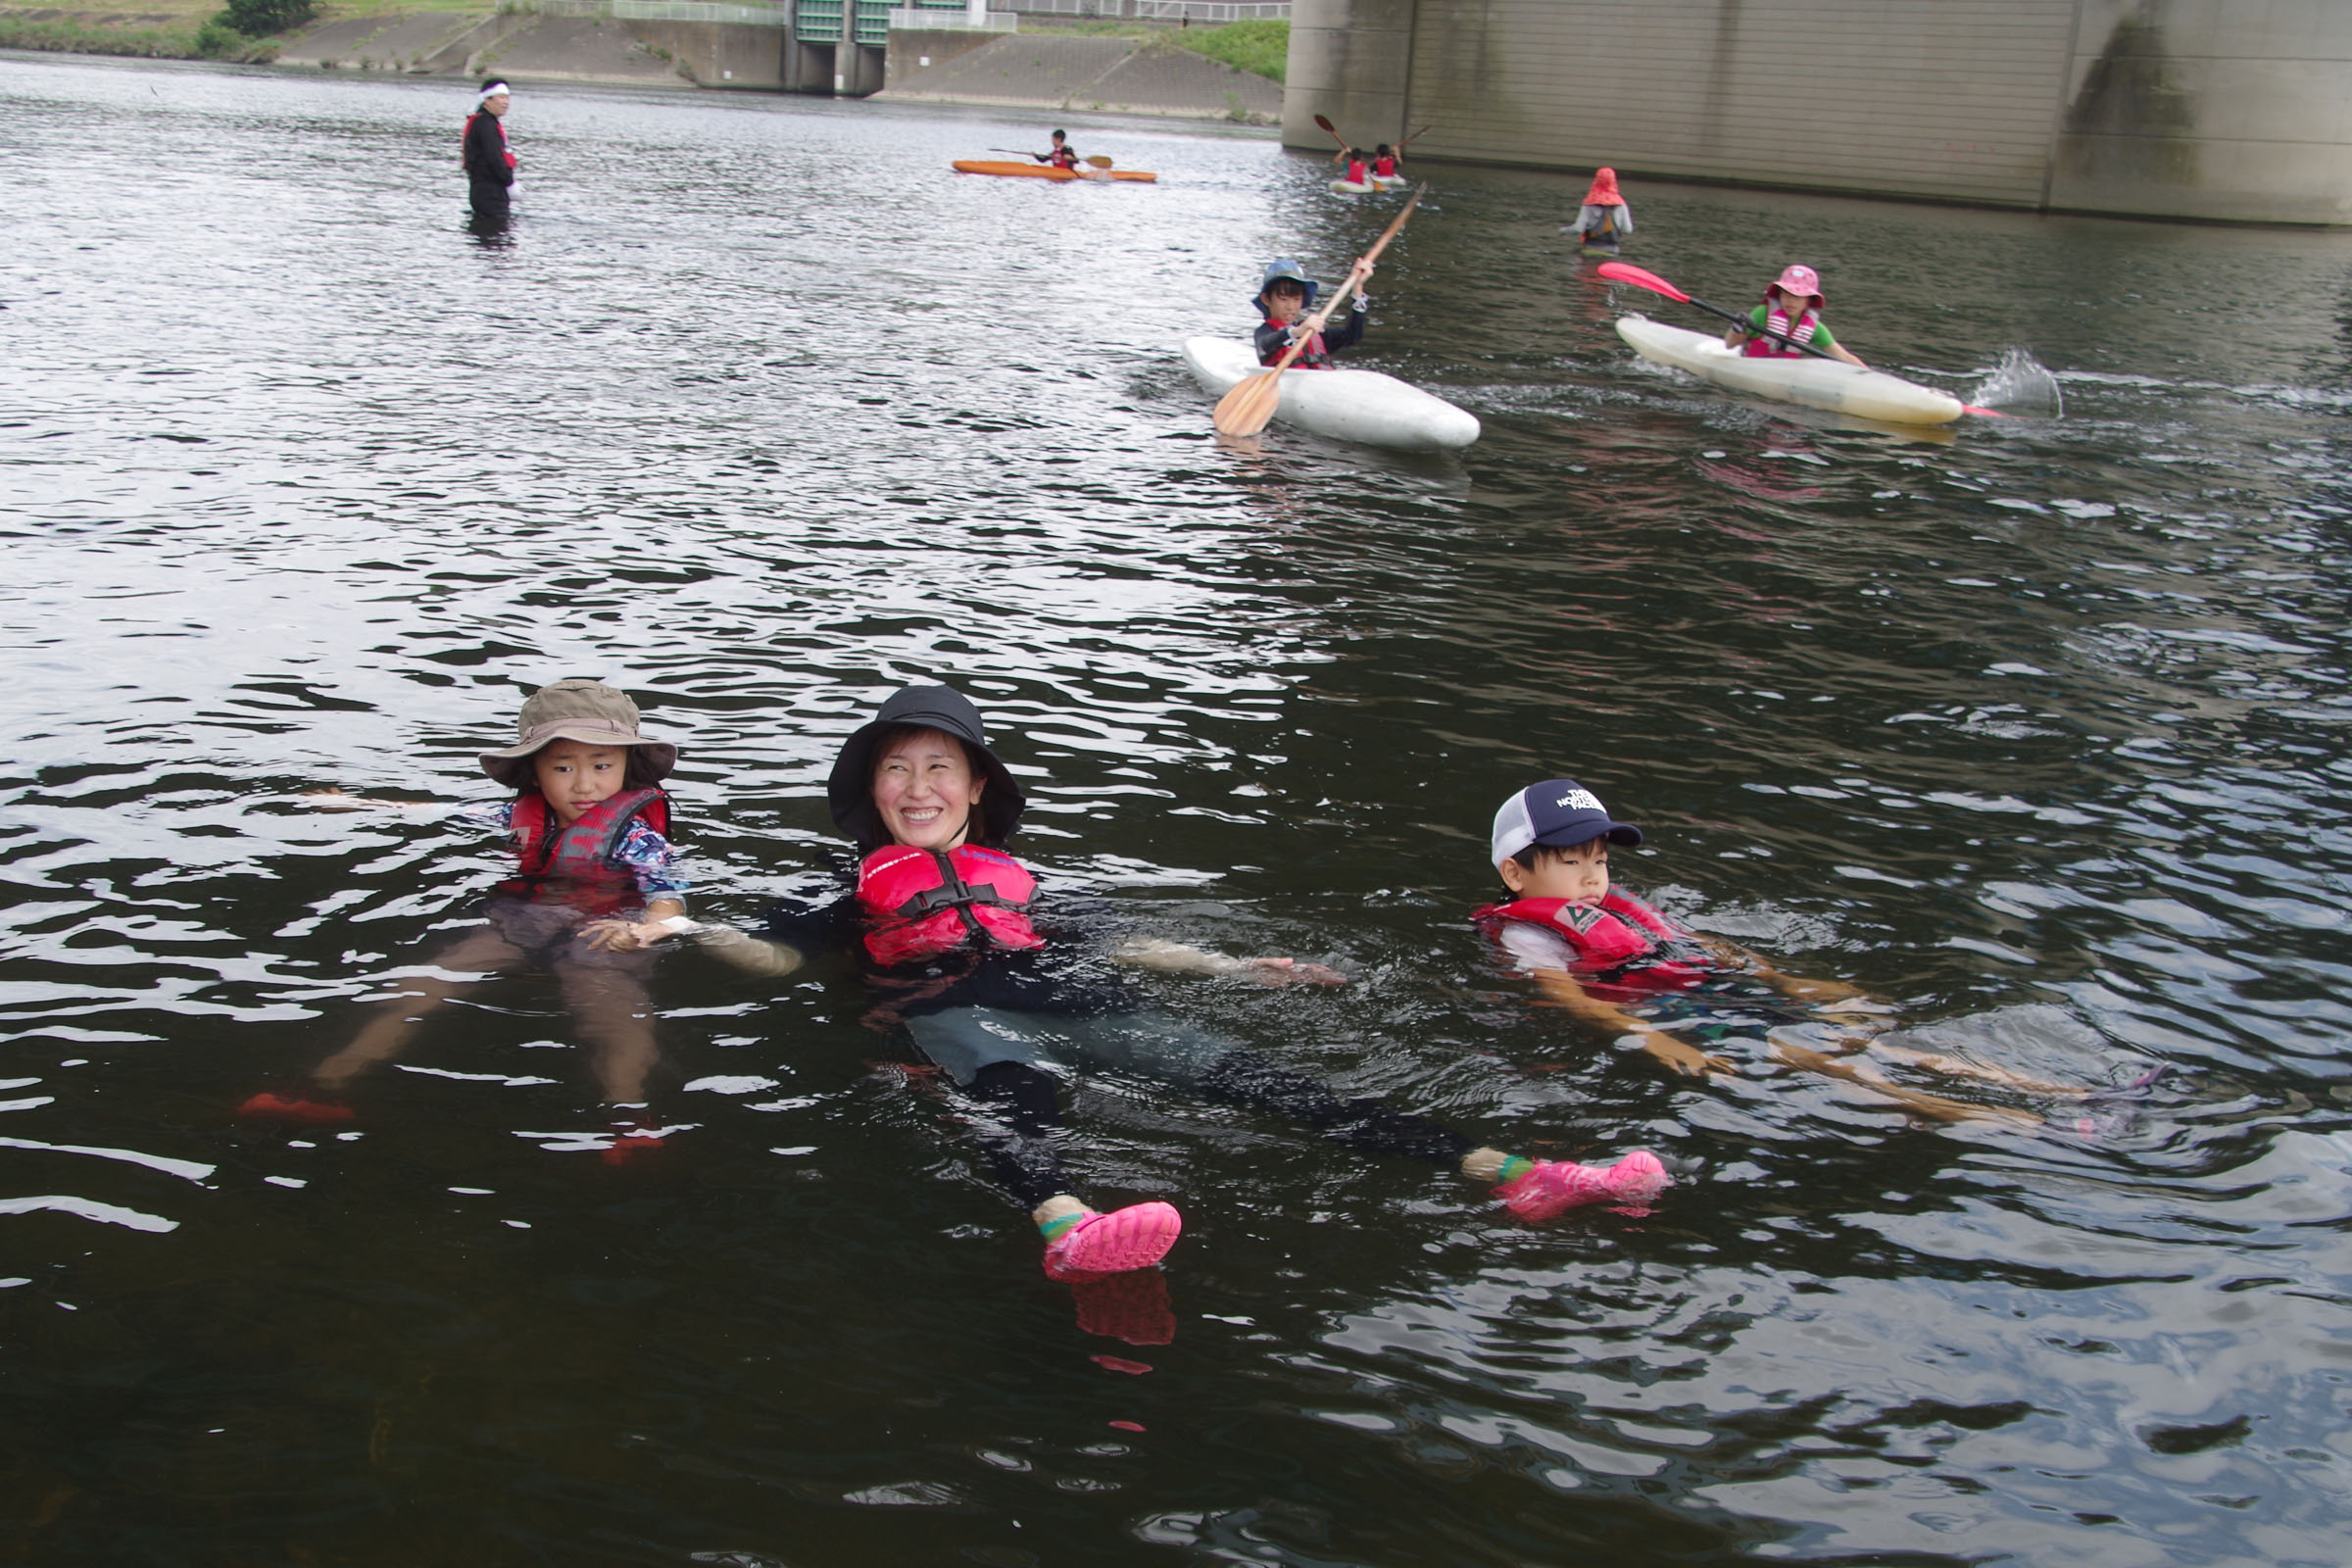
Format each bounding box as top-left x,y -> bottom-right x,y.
242,679 -> 698,1159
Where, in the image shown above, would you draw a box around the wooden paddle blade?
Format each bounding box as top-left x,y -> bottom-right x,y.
1594,261 -> 1687,301
1085,155 -> 1113,168
1212,368 -> 1285,437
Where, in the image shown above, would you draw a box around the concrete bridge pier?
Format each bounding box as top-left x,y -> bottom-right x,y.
1282,0 -> 1413,156
1285,0 -> 2352,226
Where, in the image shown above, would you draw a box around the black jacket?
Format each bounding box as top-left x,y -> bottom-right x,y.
462,112 -> 513,188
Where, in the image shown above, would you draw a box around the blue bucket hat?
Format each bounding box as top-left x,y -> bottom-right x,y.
1252,258 -> 1319,314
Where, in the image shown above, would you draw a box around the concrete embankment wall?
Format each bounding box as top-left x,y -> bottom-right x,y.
878,31 -> 1281,122
261,12 -> 1276,115
1286,0 -> 2352,225
271,9 -> 789,89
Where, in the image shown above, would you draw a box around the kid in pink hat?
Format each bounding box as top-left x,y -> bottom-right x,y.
1724,263 -> 1868,368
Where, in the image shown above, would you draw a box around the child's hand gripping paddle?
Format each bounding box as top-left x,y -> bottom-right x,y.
1212,183 -> 1427,438
1595,261 -> 2010,416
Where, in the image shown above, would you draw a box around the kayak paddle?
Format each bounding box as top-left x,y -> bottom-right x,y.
1396,124 -> 1434,152
1312,112 -> 1351,165
1213,183 -> 1426,438
991,149 -> 1116,168
1595,261 -> 2010,416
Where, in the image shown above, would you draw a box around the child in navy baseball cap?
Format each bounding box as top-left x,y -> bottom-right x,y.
1477,779 -> 2098,1118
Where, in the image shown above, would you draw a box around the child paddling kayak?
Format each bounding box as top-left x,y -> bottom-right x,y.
1723,264 -> 1868,368
1251,256 -> 1372,368
1031,129 -> 1079,171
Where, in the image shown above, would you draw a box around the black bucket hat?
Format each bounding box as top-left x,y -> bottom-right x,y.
827,684 -> 1027,852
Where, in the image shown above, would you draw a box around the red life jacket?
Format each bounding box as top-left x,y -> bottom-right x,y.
1346,159 -> 1368,183
1048,146 -> 1077,169
857,843 -> 1045,966
463,113 -> 517,172
1373,156 -> 1396,176
1742,303 -> 1824,359
1261,315 -> 1336,368
499,788 -> 668,917
1472,890 -> 1709,991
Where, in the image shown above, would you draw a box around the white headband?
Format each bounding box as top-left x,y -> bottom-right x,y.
478,82 -> 510,103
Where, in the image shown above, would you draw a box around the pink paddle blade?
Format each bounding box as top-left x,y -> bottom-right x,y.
1594,262 -> 1689,302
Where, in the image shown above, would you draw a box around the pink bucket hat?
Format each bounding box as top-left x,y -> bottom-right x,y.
477,678 -> 677,788
1771,264 -> 1824,302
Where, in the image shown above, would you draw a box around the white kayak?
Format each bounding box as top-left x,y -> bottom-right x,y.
1331,178 -> 1374,194
1182,336 -> 1481,451
1615,314 -> 1963,426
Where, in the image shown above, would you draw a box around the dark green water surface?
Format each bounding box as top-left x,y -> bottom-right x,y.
4,51 -> 2349,1566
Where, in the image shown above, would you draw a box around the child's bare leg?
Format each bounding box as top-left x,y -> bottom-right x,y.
1773,1042 -> 2036,1126
314,927 -> 521,1090
1865,1040 -> 2088,1097
558,962 -> 660,1106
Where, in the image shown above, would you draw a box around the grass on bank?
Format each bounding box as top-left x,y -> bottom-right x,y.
1030,18 -> 1286,83
1166,19 -> 1284,82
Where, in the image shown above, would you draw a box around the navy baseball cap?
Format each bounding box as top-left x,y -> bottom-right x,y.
1490,779 -> 1643,866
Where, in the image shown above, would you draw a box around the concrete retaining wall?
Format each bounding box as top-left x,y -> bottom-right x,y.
879,31 -> 1280,119
1286,0 -> 2352,224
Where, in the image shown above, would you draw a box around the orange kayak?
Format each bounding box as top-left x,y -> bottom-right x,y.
951,159 -> 1157,183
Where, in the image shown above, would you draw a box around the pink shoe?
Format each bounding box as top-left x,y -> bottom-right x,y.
1042,1200 -> 1182,1282
238,1091 -> 355,1125
1496,1151 -> 1669,1221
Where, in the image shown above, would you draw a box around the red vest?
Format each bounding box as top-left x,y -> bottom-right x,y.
1261,316 -> 1334,368
500,788 -> 667,917
1374,156 -> 1396,176
1743,304 -> 1824,359
1346,159 -> 1368,183
1472,890 -> 1708,991
857,844 -> 1045,965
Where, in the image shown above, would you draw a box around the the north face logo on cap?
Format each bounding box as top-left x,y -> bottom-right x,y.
1554,789 -> 1603,811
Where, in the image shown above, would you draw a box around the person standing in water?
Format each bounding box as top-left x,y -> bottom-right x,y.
462,79 -> 516,222
1567,167 -> 1632,251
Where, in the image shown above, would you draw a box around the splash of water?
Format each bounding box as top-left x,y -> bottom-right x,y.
1971,346 -> 2065,416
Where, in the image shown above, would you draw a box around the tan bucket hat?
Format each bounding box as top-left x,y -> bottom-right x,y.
477,678 -> 677,788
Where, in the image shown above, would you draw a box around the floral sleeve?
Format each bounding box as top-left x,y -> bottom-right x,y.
612,819 -> 690,906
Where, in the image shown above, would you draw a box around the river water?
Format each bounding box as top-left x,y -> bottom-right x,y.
4,50 -> 2349,1567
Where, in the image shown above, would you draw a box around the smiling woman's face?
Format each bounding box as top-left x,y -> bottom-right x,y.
870,727 -> 984,851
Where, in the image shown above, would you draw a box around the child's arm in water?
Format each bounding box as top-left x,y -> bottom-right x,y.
1111,937 -> 1347,988
1520,967 -> 1734,1077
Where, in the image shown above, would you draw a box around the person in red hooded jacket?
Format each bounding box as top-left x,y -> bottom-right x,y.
1566,167 -> 1632,250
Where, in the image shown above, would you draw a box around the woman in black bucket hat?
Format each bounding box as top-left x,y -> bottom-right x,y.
714,683 -> 1669,1309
